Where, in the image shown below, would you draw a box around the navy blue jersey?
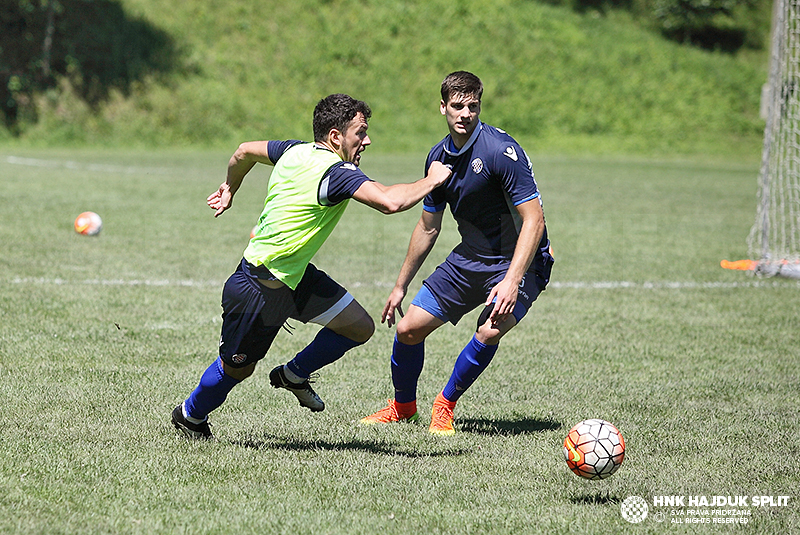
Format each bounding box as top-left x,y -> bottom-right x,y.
424,122 -> 549,265
267,139 -> 305,164
267,140 -> 371,205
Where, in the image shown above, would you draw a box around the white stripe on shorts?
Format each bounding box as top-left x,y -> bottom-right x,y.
309,292 -> 354,326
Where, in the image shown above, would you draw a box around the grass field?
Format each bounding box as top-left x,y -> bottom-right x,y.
1,148 -> 798,534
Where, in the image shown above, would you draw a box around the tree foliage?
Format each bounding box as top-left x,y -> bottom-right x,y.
543,0 -> 770,52
0,0 -> 179,130
650,0 -> 769,51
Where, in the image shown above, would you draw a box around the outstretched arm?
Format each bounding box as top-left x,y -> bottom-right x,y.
351,161 -> 451,214
207,141 -> 273,217
382,209 -> 444,327
485,198 -> 545,325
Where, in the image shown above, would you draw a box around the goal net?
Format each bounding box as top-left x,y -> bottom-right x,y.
747,0 -> 800,278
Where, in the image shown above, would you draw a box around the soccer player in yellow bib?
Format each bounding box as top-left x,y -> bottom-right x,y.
172,94 -> 451,439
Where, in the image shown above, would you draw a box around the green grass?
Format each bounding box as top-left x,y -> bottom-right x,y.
1,148 -> 798,534
9,0 -> 769,160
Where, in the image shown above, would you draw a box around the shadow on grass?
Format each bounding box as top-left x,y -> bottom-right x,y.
458,417 -> 561,436
232,434 -> 472,458
570,492 -> 621,505
1,0 -> 182,128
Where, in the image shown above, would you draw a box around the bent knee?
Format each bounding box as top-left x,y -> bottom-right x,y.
351,314 -> 375,344
335,314 -> 374,344
475,317 -> 516,345
223,361 -> 257,381
475,325 -> 501,345
395,321 -> 427,346
327,301 -> 375,344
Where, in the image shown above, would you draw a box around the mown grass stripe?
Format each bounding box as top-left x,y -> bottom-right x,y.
7,277 -> 799,290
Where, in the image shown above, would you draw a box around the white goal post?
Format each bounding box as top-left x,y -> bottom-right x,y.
747,0 -> 800,278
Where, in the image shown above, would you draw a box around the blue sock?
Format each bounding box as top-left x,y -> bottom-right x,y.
286,327 -> 363,379
391,336 -> 425,403
184,357 -> 241,421
442,335 -> 498,402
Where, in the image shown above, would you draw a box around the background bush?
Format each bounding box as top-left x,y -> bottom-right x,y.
544,0 -> 771,51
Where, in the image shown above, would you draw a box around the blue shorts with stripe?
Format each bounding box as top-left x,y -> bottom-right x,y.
411,249 -> 553,326
218,259 -> 350,368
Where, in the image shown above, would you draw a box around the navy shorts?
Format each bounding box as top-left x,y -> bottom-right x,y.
218,259 -> 351,368
413,250 -> 553,325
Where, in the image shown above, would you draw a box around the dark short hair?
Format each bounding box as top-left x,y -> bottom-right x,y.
441,71 -> 483,103
312,94 -> 372,142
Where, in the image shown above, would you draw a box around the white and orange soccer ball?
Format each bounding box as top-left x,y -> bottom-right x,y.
74,211 -> 103,236
564,419 -> 625,480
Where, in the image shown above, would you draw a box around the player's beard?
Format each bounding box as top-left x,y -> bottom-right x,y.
350,146 -> 364,166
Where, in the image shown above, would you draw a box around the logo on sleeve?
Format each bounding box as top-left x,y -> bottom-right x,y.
503,146 -> 519,162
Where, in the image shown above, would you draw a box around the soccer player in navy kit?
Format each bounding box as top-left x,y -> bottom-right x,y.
361,71 -> 554,434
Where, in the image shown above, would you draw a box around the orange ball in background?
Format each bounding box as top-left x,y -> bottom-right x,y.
74,212 -> 103,236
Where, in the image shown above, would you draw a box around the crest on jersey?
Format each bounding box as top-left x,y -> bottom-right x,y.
471,158 -> 484,174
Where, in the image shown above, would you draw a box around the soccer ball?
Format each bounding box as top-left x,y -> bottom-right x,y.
74,211 -> 103,236
563,419 -> 625,480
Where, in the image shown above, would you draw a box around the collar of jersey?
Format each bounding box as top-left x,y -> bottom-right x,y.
443,121 -> 482,157
313,143 -> 336,155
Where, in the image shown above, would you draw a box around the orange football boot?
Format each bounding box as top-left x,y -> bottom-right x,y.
429,392 -> 457,436
360,399 -> 418,425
